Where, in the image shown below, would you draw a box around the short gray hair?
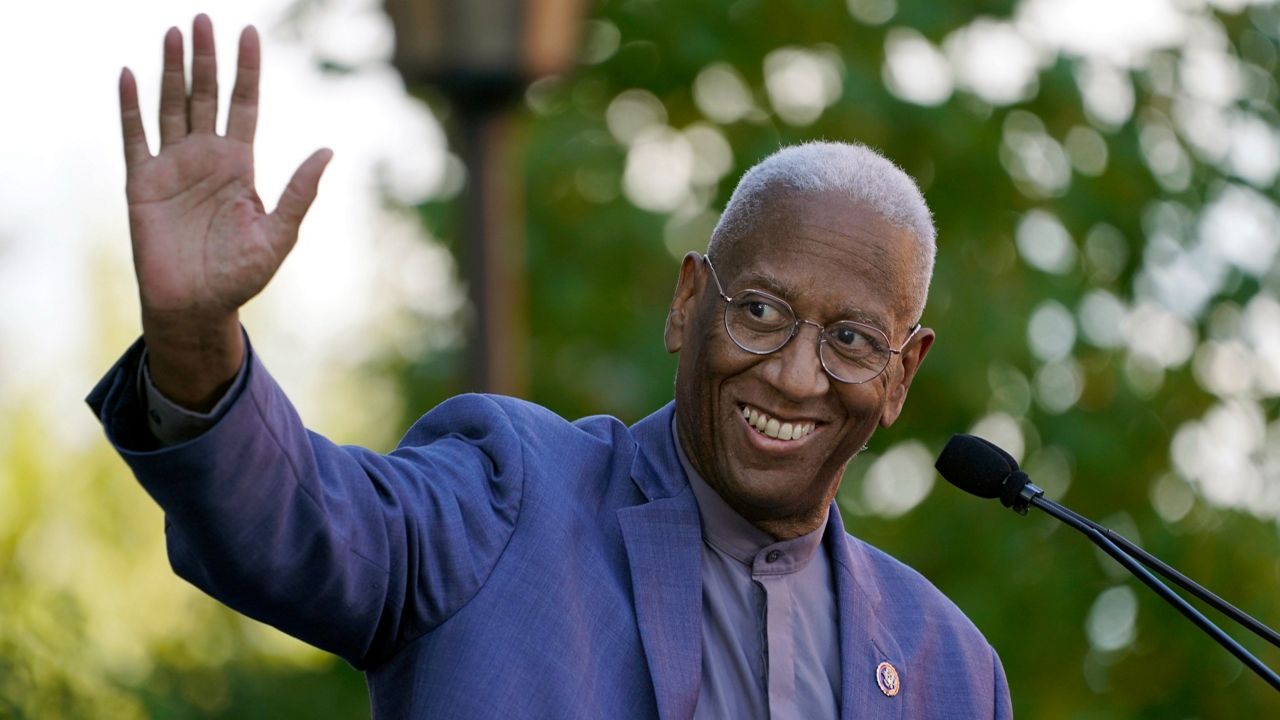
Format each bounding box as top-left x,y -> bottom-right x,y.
708,141 -> 936,323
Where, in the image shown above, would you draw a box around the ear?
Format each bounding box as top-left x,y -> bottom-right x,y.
879,326 -> 935,428
664,252 -> 703,354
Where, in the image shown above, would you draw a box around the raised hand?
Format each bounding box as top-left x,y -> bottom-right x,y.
118,15 -> 331,409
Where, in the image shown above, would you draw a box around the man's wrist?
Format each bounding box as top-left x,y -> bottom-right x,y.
141,309 -> 244,412
140,337 -> 250,445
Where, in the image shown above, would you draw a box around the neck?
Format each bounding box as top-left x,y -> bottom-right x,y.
744,494 -> 834,540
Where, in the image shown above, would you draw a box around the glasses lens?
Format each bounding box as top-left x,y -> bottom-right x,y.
821,321 -> 891,383
724,291 -> 794,353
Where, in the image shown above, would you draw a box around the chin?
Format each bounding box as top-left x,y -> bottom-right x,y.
715,465 -> 831,520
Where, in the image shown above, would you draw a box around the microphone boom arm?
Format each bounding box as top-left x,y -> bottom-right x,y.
1027,488 -> 1280,692
1051,500 -> 1280,651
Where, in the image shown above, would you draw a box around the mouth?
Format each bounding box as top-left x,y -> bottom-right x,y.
739,403 -> 818,442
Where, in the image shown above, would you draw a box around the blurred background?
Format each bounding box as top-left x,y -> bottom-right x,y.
2,0 -> 1279,716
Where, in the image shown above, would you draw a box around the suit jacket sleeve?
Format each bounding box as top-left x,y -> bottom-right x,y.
86,339 -> 525,669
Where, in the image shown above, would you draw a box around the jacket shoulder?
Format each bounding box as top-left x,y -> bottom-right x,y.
846,532 -> 994,654
396,395 -> 642,499
399,394 -> 633,449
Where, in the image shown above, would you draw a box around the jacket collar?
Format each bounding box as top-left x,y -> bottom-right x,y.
626,401 -> 686,502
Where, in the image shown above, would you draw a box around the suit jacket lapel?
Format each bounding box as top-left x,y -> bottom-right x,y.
621,402 -> 702,720
828,506 -> 903,720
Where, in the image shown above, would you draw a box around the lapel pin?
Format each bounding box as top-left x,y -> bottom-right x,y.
876,661 -> 901,697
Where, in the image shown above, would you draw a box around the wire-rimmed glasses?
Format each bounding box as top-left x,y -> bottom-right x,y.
704,255 -> 920,384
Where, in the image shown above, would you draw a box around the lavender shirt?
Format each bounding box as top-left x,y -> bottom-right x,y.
143,361 -> 841,718
673,421 -> 841,719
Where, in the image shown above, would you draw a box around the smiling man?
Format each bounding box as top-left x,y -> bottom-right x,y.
658,154 -> 1008,718
669,176 -> 934,542
90,16 -> 1010,720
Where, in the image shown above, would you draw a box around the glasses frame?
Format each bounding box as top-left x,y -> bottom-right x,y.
703,255 -> 921,385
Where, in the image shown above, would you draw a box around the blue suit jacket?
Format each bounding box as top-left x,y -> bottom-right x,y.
89,341 -> 1012,719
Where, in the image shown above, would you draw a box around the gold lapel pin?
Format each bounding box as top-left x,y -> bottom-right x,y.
876,661 -> 901,697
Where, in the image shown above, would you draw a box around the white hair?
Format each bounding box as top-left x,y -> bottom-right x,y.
708,141 -> 936,322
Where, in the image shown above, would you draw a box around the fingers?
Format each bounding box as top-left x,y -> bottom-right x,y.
151,17 -> 258,146
158,27 -> 187,148
119,68 -> 151,168
188,14 -> 219,134
225,26 -> 260,144
271,149 -> 334,238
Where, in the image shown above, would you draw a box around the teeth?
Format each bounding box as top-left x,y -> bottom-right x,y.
740,405 -> 815,442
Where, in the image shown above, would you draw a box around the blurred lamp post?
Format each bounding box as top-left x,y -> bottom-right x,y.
385,0 -> 587,395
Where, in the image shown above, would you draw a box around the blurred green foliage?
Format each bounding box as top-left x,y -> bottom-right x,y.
5,0 -> 1279,717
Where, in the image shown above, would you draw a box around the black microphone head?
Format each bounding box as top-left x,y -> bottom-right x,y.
969,434 -> 1018,470
935,434 -> 1019,500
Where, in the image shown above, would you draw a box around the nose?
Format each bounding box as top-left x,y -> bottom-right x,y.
763,321 -> 831,400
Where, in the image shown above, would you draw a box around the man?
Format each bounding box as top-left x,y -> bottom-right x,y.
90,15 -> 1012,719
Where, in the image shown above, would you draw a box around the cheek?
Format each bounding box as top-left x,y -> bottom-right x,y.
837,385 -> 889,428
697,324 -> 758,380
676,336 -> 729,422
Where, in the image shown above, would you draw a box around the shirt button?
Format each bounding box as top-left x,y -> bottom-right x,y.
765,550 -> 781,563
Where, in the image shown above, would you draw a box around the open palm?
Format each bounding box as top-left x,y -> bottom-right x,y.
119,15 -> 330,316
118,14 -> 331,408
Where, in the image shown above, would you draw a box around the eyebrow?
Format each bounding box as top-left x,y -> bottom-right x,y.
733,269 -> 889,333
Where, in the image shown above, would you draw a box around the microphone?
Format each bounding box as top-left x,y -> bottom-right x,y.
936,434 -> 1280,692
935,434 -> 1041,514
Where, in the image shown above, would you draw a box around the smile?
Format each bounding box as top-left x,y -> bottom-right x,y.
740,404 -> 816,441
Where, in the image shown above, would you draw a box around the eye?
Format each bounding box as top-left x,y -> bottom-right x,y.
730,292 -> 792,332
828,323 -> 884,357
747,301 -> 777,321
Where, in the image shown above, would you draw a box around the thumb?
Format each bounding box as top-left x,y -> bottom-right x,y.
271,148 -> 333,235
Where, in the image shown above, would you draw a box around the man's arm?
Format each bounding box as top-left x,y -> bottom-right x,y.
90,340 -> 525,667
99,16 -> 530,668
118,14 -> 329,410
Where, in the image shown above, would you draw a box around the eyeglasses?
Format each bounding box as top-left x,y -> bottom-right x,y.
703,255 -> 920,384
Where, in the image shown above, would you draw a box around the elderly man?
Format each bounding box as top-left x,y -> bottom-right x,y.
90,15 -> 1011,719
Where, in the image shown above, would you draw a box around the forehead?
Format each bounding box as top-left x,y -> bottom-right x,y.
720,189 -> 916,329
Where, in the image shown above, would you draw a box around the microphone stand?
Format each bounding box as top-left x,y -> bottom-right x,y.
1012,480 -> 1280,692
1051,502 -> 1280,650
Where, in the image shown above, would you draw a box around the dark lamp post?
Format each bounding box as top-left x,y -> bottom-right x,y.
385,0 -> 587,395
387,0 -> 586,93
